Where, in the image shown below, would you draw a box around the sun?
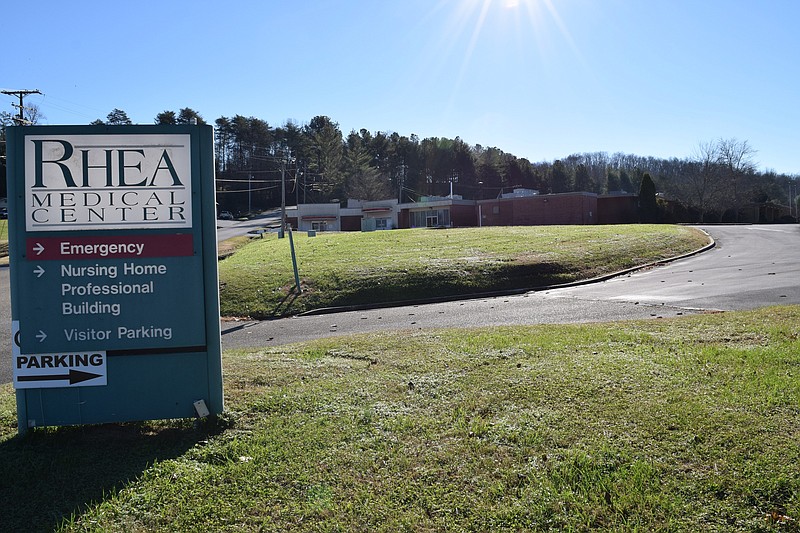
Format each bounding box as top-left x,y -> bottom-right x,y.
450,0 -> 568,58
421,0 -> 584,118
451,0 -> 581,64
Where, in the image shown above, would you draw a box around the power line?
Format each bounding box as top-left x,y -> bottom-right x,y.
217,177 -> 285,184
215,185 -> 279,194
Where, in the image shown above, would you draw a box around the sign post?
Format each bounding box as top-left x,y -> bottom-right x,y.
7,124 -> 223,435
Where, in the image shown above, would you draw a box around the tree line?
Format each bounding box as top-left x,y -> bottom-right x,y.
206,110 -> 799,223
2,106 -> 798,223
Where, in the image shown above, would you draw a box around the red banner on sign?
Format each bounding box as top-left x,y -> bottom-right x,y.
26,234 -> 195,260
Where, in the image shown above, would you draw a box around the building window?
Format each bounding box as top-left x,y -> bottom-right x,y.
410,208 -> 451,228
312,221 -> 328,232
375,218 -> 389,230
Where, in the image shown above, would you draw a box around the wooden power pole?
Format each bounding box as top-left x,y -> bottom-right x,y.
1,89 -> 42,125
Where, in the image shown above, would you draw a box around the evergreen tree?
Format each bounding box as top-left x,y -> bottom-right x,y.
550,160 -> 571,193
638,172 -> 659,223
305,116 -> 344,201
177,107 -> 205,125
619,170 -> 634,193
105,108 -> 132,125
155,110 -> 177,124
605,169 -> 621,193
344,132 -> 391,200
574,163 -> 593,192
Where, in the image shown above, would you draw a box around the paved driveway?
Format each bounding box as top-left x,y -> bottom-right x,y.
551,224 -> 800,310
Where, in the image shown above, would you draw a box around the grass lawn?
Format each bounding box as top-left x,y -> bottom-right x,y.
1,306 -> 798,531
219,225 -> 709,318
0,219 -> 8,266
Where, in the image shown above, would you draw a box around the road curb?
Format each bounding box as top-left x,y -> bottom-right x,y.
297,230 -> 717,317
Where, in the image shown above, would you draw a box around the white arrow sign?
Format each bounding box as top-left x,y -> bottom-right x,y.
33,243 -> 45,255
13,351 -> 108,390
33,265 -> 45,278
36,330 -> 47,342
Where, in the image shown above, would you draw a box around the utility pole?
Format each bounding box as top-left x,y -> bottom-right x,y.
302,161 -> 307,204
248,174 -> 253,215
295,161 -> 300,207
280,157 -> 286,238
397,160 -> 407,203
449,170 -> 459,198
1,89 -> 42,125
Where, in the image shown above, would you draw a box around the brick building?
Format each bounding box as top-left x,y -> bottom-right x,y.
287,190 -> 641,232
478,192 -> 598,226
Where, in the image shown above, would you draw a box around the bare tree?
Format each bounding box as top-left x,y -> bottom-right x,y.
717,138 -> 757,221
669,141 -> 724,222
2,104 -> 45,126
24,104 -> 45,125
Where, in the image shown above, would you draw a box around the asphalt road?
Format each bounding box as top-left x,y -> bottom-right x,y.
2,224 -> 798,383
215,209 -> 282,242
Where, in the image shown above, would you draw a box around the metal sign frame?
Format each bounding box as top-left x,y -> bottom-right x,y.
7,124 -> 223,435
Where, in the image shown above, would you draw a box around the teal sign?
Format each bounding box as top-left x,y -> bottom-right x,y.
7,124 -> 223,434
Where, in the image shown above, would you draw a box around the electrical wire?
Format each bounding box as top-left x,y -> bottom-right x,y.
215,185 -> 279,194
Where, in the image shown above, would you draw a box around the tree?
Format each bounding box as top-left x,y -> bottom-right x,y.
475,146 -> 504,195
343,131 -> 392,201
638,172 -> 658,223
717,138 -> 757,222
619,170 -> 635,194
678,141 -> 724,222
305,116 -> 344,201
25,104 -> 45,125
2,104 -> 45,126
386,132 -> 422,203
0,112 -> 12,195
97,108 -> 132,125
155,110 -> 177,125
1,106 -> 44,194
549,160 -> 571,193
574,163 -> 593,192
605,169 -> 620,193
177,107 -> 205,125
795,180 -> 800,219
154,108 -> 205,125
214,116 -> 234,173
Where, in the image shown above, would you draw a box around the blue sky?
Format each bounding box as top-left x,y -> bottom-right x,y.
4,0 -> 799,174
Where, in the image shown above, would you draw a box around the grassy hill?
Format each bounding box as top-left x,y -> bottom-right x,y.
219,225 -> 710,318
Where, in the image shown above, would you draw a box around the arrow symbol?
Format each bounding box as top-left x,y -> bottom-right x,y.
33,243 -> 45,255
17,369 -> 103,385
36,330 -> 47,342
33,265 -> 45,278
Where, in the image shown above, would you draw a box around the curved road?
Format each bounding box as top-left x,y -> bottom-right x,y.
2,225 -> 799,383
